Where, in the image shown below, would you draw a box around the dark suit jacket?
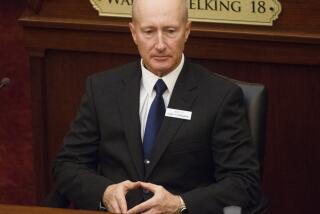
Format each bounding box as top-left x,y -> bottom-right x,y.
53,59 -> 261,213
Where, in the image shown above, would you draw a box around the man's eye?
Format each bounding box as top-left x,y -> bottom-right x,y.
144,30 -> 153,35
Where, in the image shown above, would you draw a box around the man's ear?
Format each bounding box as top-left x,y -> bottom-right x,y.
129,22 -> 138,45
184,21 -> 192,42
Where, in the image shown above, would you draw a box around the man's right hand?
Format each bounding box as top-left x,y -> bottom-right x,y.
103,180 -> 141,213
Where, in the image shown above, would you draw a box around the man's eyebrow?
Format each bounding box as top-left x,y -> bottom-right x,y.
139,24 -> 155,29
164,26 -> 179,29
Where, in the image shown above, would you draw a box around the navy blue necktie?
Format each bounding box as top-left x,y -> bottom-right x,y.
143,79 -> 167,159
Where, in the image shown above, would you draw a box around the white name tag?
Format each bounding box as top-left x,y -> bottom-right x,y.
165,108 -> 192,120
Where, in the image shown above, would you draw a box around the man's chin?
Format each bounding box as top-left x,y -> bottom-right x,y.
151,67 -> 173,76
146,59 -> 176,75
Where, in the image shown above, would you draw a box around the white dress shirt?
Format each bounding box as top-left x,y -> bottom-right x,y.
139,55 -> 185,140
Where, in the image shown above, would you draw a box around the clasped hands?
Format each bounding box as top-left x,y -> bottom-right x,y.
103,180 -> 181,214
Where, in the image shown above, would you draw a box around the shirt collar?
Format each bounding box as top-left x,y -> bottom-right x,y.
141,54 -> 185,96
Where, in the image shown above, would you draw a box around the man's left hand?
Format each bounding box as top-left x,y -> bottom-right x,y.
127,182 -> 181,214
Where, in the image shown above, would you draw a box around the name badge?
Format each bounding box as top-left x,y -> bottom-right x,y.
165,108 -> 192,120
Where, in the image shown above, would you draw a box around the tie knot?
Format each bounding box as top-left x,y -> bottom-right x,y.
154,79 -> 167,96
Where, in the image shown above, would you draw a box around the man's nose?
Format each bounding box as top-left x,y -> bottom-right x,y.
155,32 -> 166,51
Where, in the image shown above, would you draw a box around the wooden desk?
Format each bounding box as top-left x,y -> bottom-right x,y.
0,204 -> 110,214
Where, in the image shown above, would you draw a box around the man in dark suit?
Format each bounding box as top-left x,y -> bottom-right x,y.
53,0 -> 261,213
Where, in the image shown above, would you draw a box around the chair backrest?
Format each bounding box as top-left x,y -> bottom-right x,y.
228,77 -> 268,214
214,73 -> 267,173
232,79 -> 267,166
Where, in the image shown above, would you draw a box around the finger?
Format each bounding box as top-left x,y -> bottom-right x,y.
107,199 -> 121,214
127,198 -> 155,214
139,182 -> 159,193
104,184 -> 126,213
140,210 -> 154,214
123,180 -> 141,192
115,180 -> 140,213
115,193 -> 128,213
104,181 -> 141,213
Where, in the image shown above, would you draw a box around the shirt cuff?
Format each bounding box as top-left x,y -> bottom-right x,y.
98,200 -> 107,211
223,206 -> 242,214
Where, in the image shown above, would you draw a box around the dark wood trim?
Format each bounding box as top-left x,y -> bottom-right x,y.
18,14 -> 320,66
20,25 -> 320,65
29,48 -> 49,202
19,15 -> 320,45
26,0 -> 43,14
0,204 -> 107,214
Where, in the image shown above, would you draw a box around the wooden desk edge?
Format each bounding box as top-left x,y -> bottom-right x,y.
0,204 -> 111,214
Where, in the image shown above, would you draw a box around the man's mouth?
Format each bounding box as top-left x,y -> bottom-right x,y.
153,56 -> 170,60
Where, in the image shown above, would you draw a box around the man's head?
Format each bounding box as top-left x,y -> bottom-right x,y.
129,0 -> 191,77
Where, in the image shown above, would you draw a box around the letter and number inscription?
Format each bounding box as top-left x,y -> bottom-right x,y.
90,0 -> 282,26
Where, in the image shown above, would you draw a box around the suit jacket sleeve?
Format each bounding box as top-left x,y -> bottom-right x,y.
181,85 -> 261,213
53,76 -> 113,209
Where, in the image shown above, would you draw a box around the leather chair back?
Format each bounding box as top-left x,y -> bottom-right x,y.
232,79 -> 267,166
229,77 -> 268,214
213,73 -> 267,168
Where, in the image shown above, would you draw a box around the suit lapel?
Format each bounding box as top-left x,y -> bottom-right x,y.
118,63 -> 145,180
145,60 -> 200,180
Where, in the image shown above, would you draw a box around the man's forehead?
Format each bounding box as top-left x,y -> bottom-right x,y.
134,0 -> 184,7
133,0 -> 185,19
138,22 -> 181,29
133,8 -> 184,26
135,14 -> 182,27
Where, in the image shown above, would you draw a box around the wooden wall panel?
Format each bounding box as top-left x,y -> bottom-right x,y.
0,0 -> 36,204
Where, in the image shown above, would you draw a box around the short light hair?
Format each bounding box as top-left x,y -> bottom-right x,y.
131,0 -> 189,22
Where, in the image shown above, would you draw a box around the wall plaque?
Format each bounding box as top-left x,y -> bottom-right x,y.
90,0 -> 282,26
